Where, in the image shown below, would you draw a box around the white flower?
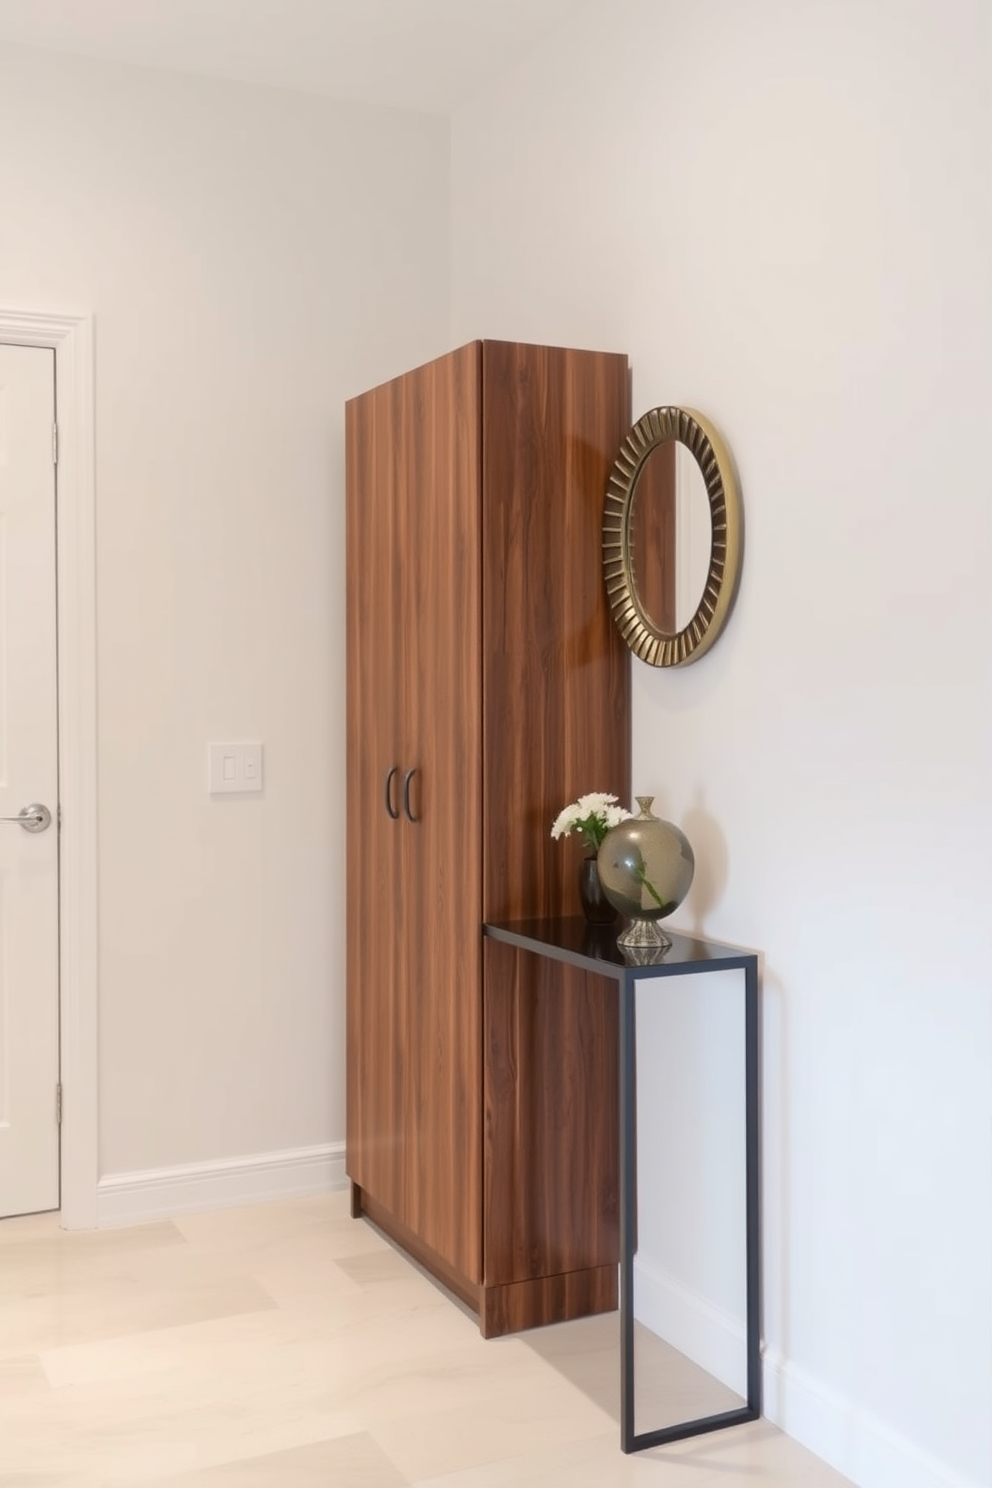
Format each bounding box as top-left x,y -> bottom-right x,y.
551,804 -> 581,839
550,792 -> 633,852
575,792 -> 618,816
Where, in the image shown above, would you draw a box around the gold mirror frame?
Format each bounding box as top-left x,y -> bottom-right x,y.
603,406 -> 742,667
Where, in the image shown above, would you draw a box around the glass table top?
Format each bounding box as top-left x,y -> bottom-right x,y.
483,916 -> 758,980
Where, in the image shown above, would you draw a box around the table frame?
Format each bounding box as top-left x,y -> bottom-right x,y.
483,917 -> 761,1453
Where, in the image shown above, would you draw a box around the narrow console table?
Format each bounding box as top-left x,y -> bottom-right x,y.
483,916 -> 761,1454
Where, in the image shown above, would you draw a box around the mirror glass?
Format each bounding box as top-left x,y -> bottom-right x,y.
630,440 -> 713,636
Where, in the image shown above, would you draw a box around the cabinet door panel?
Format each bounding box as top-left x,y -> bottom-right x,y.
398,345 -> 483,1282
345,382 -> 406,1210
348,347 -> 484,1286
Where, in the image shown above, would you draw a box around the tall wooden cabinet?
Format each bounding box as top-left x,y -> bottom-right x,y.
345,340 -> 630,1336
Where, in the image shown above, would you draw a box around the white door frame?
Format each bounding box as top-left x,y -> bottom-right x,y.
0,306 -> 98,1228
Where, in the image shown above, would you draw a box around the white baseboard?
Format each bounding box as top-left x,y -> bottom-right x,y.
633,1254 -> 747,1396
96,1142 -> 347,1228
762,1349 -> 983,1488
634,1261 -> 981,1488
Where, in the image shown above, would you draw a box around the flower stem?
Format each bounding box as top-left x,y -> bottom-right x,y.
634,861 -> 672,912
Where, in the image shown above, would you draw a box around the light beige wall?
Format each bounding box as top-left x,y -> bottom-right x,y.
0,41 -> 451,1174
451,3 -> 991,1487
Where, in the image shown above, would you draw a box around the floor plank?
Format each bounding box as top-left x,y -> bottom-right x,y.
0,1192 -> 855,1488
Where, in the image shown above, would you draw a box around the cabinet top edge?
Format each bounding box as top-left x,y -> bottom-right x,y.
345,341 -> 629,406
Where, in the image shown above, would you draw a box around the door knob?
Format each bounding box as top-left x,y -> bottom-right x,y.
0,803 -> 53,833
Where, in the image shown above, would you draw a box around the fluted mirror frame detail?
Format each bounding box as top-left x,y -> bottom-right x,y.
603,406 -> 742,667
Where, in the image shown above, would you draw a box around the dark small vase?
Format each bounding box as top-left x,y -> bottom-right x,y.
578,855 -> 619,925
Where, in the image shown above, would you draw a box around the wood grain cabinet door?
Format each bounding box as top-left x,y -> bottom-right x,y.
347,346 -> 484,1285
345,377 -> 407,1216
396,345 -> 484,1282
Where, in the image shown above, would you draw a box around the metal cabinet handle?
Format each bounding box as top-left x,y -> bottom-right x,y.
402,768 -> 420,824
383,766 -> 400,820
0,802 -> 53,834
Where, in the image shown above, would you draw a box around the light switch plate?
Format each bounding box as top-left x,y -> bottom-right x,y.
209,742 -> 263,794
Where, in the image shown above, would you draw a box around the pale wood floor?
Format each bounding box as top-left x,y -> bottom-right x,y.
0,1191 -> 855,1486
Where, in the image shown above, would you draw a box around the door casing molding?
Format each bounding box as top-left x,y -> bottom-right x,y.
0,306 -> 97,1228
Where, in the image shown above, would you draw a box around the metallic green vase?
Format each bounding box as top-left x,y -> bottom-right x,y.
596,796 -> 694,951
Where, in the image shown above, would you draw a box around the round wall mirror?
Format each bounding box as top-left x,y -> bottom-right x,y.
603,407 -> 742,666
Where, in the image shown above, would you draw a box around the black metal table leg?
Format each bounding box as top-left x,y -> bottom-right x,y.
620,960 -> 762,1453
744,955 -> 762,1419
619,969 -> 636,1452
481,919 -> 761,1456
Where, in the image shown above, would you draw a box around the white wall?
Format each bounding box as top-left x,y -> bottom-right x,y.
0,43 -> 451,1177
451,3 -> 992,1487
3,15 -> 988,1486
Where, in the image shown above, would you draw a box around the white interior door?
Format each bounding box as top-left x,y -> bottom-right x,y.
0,343 -> 60,1217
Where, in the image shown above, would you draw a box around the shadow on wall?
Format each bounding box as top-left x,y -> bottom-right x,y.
677,792 -> 792,1379
681,792 -> 729,936
758,960 -> 791,1394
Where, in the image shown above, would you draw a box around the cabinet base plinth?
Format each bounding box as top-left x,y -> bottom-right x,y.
480,1265 -> 618,1338
350,1186 -> 618,1338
